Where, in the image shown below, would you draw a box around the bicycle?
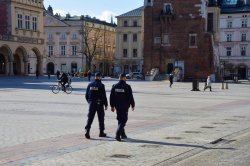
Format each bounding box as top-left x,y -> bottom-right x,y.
51,81 -> 73,94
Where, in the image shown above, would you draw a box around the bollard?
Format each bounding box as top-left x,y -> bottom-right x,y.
225,83 -> 229,89
221,82 -> 224,90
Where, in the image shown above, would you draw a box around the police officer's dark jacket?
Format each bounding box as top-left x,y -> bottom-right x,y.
110,80 -> 135,109
85,79 -> 108,107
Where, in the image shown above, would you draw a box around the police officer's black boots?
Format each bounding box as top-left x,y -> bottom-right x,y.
99,130 -> 107,137
115,135 -> 121,141
85,129 -> 90,139
121,133 -> 127,139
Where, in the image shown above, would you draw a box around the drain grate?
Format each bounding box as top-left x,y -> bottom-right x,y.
201,126 -> 215,129
110,154 -> 132,159
210,138 -> 236,145
210,138 -> 224,144
212,122 -> 227,125
233,116 -> 246,118
140,144 -> 160,148
165,137 -> 182,140
224,119 -> 237,121
184,131 -> 201,134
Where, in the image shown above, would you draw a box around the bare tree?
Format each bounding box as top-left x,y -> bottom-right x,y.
80,20 -> 103,71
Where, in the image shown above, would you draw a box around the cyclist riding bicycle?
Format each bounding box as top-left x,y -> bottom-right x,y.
59,72 -> 69,92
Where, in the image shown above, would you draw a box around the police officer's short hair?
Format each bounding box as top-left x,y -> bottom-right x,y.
95,72 -> 102,77
119,73 -> 126,78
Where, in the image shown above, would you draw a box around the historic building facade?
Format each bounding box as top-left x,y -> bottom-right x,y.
0,0 -> 44,76
44,6 -> 116,76
143,0 -> 215,80
115,7 -> 144,74
218,0 -> 250,79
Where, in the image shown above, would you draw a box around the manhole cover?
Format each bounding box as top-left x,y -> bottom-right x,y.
201,126 -> 215,129
212,122 -> 227,125
110,154 -> 132,159
140,144 -> 160,148
165,137 -> 182,140
184,131 -> 201,134
224,119 -> 237,121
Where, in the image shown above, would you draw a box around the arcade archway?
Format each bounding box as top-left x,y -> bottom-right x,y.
0,54 -> 6,74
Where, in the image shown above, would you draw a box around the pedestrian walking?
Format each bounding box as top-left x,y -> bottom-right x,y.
169,74 -> 174,88
110,73 -> 135,141
56,70 -> 60,80
85,72 -> 108,139
87,70 -> 92,82
48,70 -> 51,79
36,70 -> 39,79
204,75 -> 212,91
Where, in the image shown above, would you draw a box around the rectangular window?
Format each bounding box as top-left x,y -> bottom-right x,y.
133,34 -> 137,42
154,37 -> 161,44
61,64 -> 67,72
189,34 -> 197,47
25,15 -> 30,30
227,21 -> 232,28
207,13 -> 214,32
32,17 -> 37,31
72,45 -> 77,55
133,20 -> 138,27
241,47 -> 246,56
60,34 -> 66,40
133,49 -> 137,57
241,33 -> 246,41
48,33 -> 53,40
162,34 -> 169,44
60,45 -> 66,56
242,20 -> 247,28
164,3 -> 173,15
18,14 -> 23,29
123,49 -> 128,57
226,47 -> 232,56
48,45 -> 53,57
226,34 -> 232,42
123,20 -> 128,27
123,34 -> 128,42
72,34 -> 77,39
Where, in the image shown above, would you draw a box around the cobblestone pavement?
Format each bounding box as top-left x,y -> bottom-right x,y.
0,76 -> 250,166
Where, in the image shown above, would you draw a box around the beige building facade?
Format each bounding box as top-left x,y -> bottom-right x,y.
44,7 -> 116,76
0,0 -> 44,76
115,7 -> 144,74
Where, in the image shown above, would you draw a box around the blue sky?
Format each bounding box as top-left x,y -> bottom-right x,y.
44,0 -> 143,23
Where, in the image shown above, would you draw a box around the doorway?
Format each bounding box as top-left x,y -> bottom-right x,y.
238,66 -> 247,79
47,62 -> 55,74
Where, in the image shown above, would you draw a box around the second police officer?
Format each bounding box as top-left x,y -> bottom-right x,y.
110,73 -> 135,141
85,72 -> 108,139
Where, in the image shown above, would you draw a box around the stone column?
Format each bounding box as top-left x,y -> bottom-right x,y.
9,60 -> 14,76
24,60 -> 28,75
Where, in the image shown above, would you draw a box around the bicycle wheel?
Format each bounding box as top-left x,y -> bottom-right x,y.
52,85 -> 60,94
65,85 -> 73,94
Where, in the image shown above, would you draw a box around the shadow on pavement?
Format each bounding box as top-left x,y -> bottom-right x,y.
0,76 -> 87,92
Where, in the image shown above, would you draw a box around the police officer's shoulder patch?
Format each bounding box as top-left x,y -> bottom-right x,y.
90,87 -> 99,91
115,88 -> 125,92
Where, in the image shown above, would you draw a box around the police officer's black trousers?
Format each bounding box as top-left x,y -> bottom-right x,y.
85,103 -> 105,131
116,109 -> 128,136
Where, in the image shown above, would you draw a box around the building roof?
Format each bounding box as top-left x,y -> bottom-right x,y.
116,6 -> 143,18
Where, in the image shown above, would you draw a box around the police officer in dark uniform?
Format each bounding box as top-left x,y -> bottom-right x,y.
85,72 -> 108,139
110,73 -> 135,141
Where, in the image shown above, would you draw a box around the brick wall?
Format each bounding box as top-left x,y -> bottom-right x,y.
143,0 -> 214,80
